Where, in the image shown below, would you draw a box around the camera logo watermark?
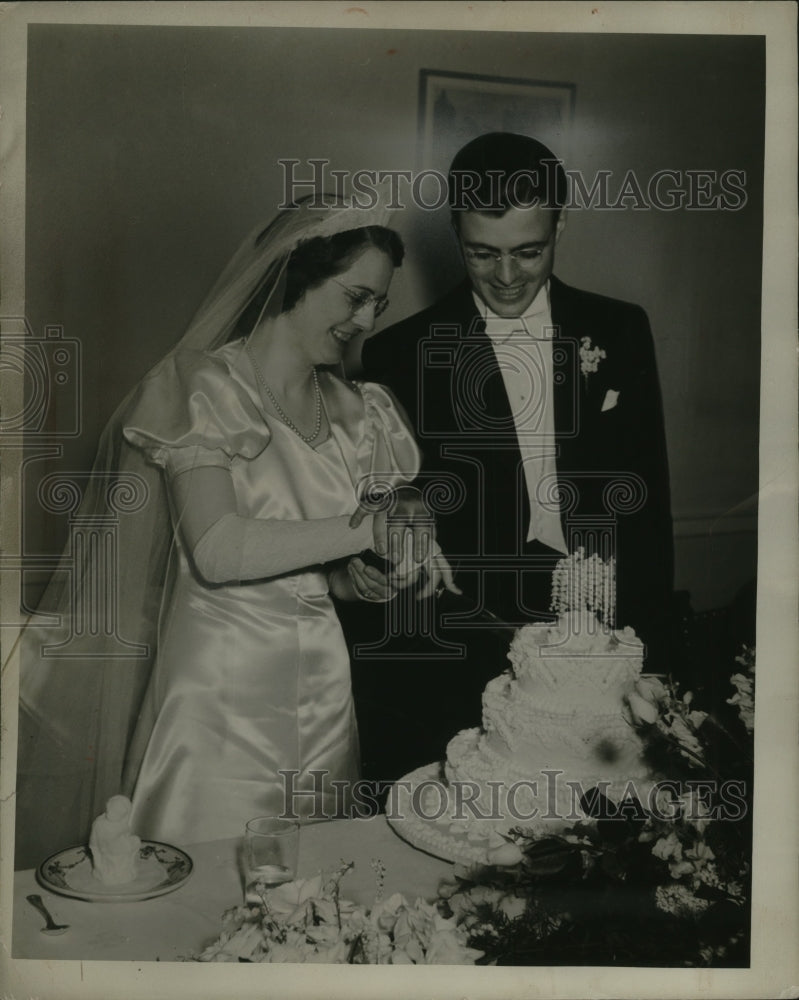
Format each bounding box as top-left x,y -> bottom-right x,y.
0,320 -> 82,439
2,317 -> 153,653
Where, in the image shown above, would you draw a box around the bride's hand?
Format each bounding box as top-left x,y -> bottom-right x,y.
348,488 -> 461,599
349,486 -> 434,569
345,555 -> 397,603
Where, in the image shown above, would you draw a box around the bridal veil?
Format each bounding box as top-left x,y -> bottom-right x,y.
15,192 -> 395,866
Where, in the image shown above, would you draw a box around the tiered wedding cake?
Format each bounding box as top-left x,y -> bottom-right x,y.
388,551 -> 655,864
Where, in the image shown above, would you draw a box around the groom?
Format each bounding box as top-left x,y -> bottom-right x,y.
348,132 -> 673,783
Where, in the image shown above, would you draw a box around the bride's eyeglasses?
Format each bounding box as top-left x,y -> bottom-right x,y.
331,278 -> 390,318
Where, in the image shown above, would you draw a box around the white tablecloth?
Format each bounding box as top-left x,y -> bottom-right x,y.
12,817 -> 454,961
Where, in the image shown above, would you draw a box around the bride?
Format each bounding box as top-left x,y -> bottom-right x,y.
15,193 -> 457,859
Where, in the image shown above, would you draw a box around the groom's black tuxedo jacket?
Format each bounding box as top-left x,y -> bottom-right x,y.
361,274 -> 674,658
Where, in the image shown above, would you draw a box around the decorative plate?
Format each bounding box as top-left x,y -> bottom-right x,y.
36,841 -> 193,903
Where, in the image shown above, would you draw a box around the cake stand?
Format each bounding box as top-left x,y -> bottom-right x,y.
386,763 -> 510,867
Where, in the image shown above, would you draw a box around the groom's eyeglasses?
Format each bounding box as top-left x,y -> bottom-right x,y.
461,238 -> 554,272
331,279 -> 390,318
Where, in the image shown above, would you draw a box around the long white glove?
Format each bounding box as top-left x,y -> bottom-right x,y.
169,465 -> 373,584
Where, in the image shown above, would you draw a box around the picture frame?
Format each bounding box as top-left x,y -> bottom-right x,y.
418,69 -> 576,174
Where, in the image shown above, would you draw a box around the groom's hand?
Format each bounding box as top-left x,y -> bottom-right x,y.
387,486 -> 434,565
350,486 -> 434,571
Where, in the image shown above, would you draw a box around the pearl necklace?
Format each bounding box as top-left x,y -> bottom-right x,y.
245,342 -> 322,444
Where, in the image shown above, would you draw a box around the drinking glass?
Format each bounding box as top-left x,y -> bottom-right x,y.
243,816 -> 300,904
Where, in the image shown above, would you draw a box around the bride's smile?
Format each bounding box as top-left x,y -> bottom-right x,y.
286,245 -> 394,368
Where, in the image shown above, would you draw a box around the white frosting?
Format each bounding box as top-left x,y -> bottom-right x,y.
436,613 -> 652,838
509,613 -> 642,708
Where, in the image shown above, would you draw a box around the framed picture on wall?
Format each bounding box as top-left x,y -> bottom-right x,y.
418,69 -> 576,174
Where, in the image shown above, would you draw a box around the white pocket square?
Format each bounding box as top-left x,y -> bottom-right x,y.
601,389 -> 620,412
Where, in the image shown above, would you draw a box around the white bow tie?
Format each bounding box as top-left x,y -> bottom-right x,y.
484,311 -> 551,344
479,287 -> 551,342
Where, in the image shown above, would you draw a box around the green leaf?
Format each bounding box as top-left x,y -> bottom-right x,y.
522,838 -> 580,875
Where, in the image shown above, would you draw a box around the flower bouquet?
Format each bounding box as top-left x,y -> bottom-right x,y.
198,860 -> 482,965
435,645 -> 755,967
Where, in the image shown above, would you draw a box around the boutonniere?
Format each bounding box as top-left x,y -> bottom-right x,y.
579,336 -> 606,379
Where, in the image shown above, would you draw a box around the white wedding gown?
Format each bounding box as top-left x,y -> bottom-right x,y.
121,341 -> 419,847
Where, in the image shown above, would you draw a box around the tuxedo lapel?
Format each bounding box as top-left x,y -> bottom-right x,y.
449,283 -> 516,431
549,275 -> 584,446
549,275 -> 594,536
441,285 -> 525,559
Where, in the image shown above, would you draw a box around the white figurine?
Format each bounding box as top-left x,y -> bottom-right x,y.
89,795 -> 141,885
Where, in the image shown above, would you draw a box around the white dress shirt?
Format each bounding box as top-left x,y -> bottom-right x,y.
473,283 -> 569,555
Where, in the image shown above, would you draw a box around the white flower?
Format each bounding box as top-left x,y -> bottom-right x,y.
667,838 -> 715,879
261,873 -> 324,923
627,691 -> 659,725
734,644 -> 756,671
425,928 -> 484,965
659,715 -> 705,762
447,882 -> 527,933
198,918 -> 267,962
727,671 -> 755,732
685,840 -> 715,868
579,336 -> 607,377
636,675 -> 669,703
649,785 -> 681,821
309,897 -> 339,926
627,676 -> 670,726
687,709 -> 708,730
726,880 -> 745,901
306,941 -> 351,963
497,894 -> 527,921
655,883 -> 710,917
677,790 -> 712,834
694,860 -> 722,889
305,921 -> 343,947
265,934 -> 308,963
371,892 -> 416,938
199,863 -> 482,966
390,948 -> 414,964
486,841 -> 524,866
652,831 -> 682,862
199,908 -> 264,962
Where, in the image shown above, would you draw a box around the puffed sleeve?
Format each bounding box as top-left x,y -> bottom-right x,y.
122,350 -> 271,477
355,381 -> 422,497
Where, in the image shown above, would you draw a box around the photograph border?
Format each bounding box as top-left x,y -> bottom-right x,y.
1,3 -> 797,999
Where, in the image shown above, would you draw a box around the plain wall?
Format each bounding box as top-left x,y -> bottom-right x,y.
22,25 -> 763,611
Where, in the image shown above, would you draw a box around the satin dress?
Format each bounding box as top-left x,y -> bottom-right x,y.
122,342 -> 419,846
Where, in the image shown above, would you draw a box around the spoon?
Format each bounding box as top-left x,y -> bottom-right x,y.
26,894 -> 69,935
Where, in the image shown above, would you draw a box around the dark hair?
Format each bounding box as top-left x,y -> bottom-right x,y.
232,225 -> 404,338
448,132 -> 567,228
283,226 -> 403,313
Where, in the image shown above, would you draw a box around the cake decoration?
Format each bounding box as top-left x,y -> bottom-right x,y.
388,550 -> 656,864
88,795 -> 142,885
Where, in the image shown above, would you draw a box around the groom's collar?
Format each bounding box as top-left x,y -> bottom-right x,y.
471,283 -> 551,327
